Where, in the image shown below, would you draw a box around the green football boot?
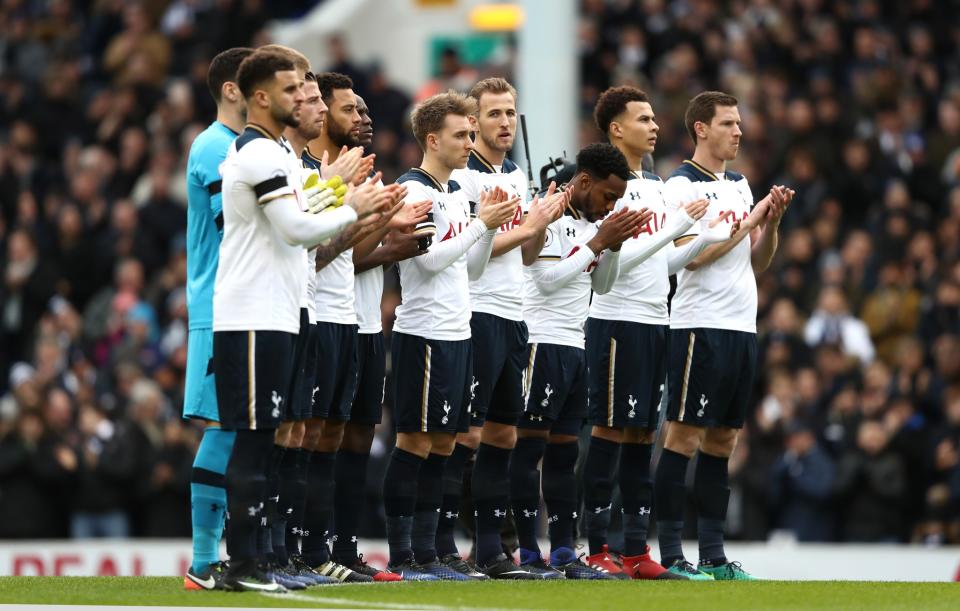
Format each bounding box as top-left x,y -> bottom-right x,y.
698,560 -> 757,581
664,559 -> 714,581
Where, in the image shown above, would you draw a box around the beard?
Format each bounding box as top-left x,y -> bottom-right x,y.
298,121 -> 322,141
273,104 -> 300,129
328,118 -> 359,148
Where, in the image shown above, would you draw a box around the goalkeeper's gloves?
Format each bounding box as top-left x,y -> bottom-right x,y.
303,173 -> 348,214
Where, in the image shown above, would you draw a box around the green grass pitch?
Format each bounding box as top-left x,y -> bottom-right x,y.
0,578 -> 959,610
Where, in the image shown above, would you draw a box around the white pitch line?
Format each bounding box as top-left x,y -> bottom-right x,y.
261,590 -> 535,611
262,591 -> 453,610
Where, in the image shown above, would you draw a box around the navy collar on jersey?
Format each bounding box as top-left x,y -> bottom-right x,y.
235,123 -> 278,152
397,167 -> 461,193
682,159 -> 721,181
302,146 -> 323,168
467,149 -> 518,174
301,149 -> 320,171
245,122 -> 280,142
672,159 -> 744,183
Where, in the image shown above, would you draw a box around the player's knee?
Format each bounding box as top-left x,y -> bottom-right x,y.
591,425 -> 623,443
315,420 -> 345,452
701,427 -> 738,457
302,419 -> 324,450
286,422 -> 306,448
396,431 -> 432,458
340,422 -> 375,453
274,422 -> 293,447
480,422 -> 516,449
623,427 -> 655,444
456,427 -> 482,450
429,432 -> 456,456
663,422 -> 703,457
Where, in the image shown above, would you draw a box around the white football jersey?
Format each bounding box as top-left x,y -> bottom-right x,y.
299,149 -> 372,326
214,126 -> 306,334
351,179 -> 387,334
664,160 -> 757,333
450,151 -> 529,321
589,171 -> 674,325
315,247 -> 356,325
393,168 -> 486,341
300,148 -> 323,324
355,267 -> 383,334
523,209 -> 603,348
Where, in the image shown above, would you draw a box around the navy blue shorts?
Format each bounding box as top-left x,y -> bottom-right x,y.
285,309 -> 317,422
213,330 -> 295,431
469,312 -> 529,428
519,343 -> 586,437
392,332 -> 472,434
350,331 -> 386,425
313,322 -> 358,421
667,328 -> 757,429
586,318 -> 667,429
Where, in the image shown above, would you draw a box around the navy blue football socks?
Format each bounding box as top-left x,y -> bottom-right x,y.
383,448 -> 423,566
472,443 -> 512,566
695,451 -> 730,565
583,436 -> 619,555
620,442 -> 654,556
654,448 -> 690,566
436,443 -> 474,558
331,448 -> 370,564
542,441 -> 579,553
301,450 -> 336,566
510,436 -> 547,556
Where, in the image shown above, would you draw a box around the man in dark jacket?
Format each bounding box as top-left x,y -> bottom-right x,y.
833,419 -> 907,541
769,420 -> 836,541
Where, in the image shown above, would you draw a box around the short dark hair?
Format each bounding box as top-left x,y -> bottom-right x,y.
237,49 -> 297,99
304,71 -> 317,84
316,72 -> 354,105
593,86 -> 649,136
685,90 -> 738,145
575,143 -> 632,182
410,91 -> 477,150
207,47 -> 254,103
257,44 -> 311,74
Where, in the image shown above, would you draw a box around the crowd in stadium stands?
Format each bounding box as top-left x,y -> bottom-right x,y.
0,0 -> 958,545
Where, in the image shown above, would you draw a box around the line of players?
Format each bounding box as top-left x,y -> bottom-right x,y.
182,44 -> 794,591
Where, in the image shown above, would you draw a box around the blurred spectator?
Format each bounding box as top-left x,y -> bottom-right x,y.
0,405 -> 76,538
833,420 -> 907,542
804,286 -> 876,366
102,3 -> 171,88
1,229 -> 58,363
769,421 -> 836,542
70,400 -> 139,538
860,261 -> 922,364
